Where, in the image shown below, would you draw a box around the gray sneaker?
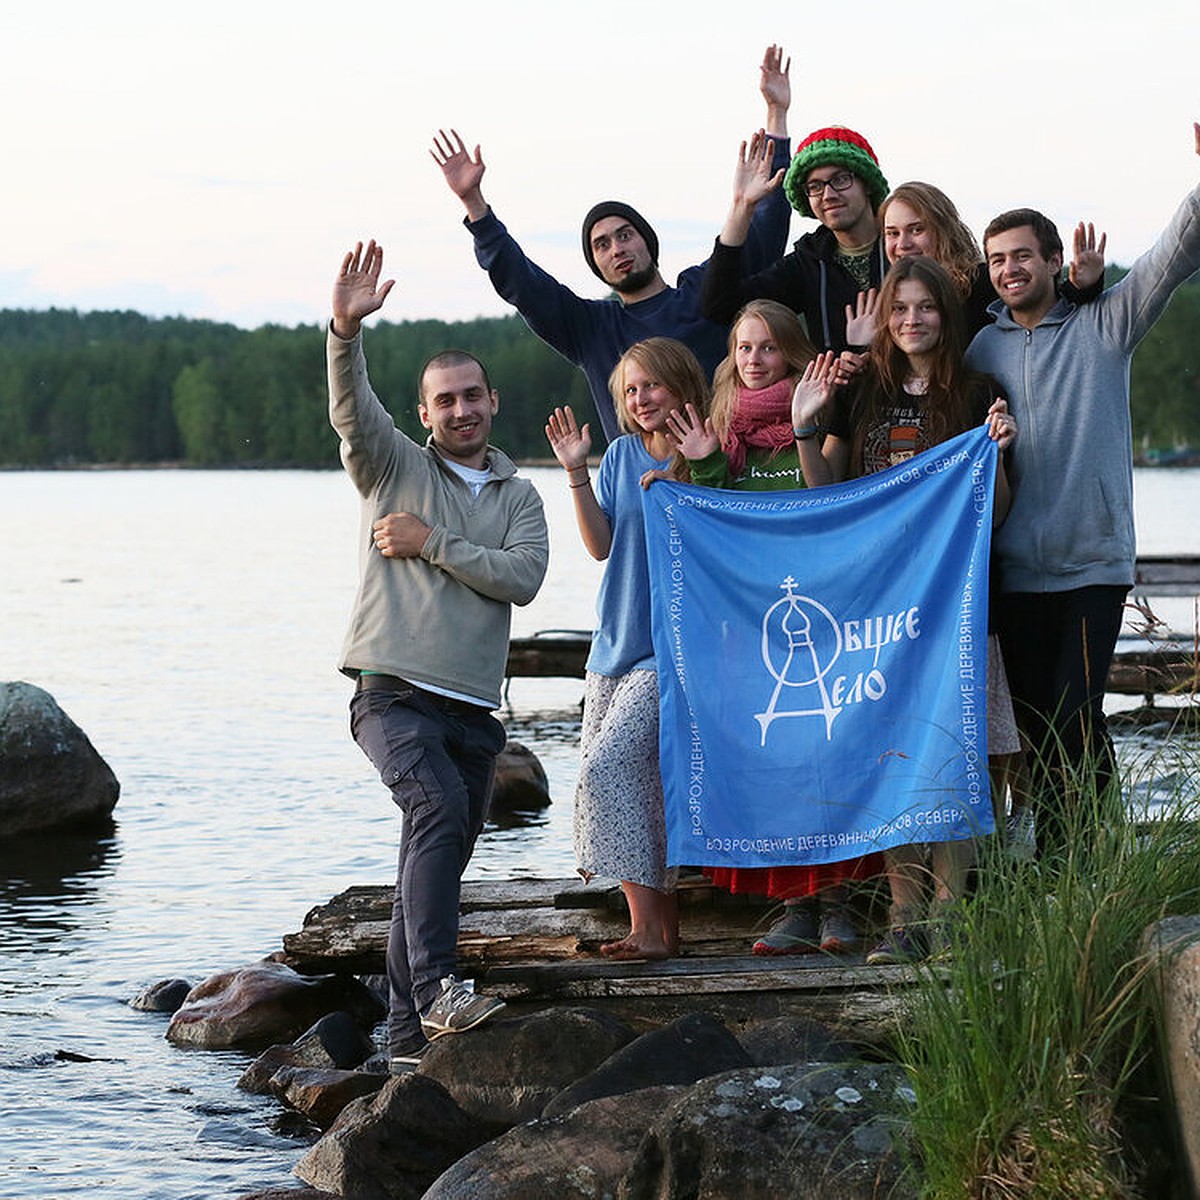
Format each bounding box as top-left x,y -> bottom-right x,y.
753,902 -> 820,956
420,976 -> 506,1040
818,906 -> 860,954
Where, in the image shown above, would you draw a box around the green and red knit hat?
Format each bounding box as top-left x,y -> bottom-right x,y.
783,126 -> 888,219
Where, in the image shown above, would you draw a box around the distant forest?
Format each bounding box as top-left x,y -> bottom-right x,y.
1,267 -> 1198,468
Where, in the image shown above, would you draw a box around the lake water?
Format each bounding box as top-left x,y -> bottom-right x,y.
1,466 -> 1198,1199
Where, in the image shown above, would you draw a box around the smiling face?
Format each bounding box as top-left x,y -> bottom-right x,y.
588,216 -> 657,294
804,165 -> 877,245
985,225 -> 1062,327
733,315 -> 789,391
887,278 -> 943,363
619,360 -> 683,434
418,361 -> 498,468
882,197 -> 937,263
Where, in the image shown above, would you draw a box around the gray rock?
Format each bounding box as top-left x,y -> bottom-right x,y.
492,739 -> 550,811
294,1073 -> 489,1200
425,1085 -> 686,1200
166,960 -> 384,1050
239,1010 -> 378,1092
129,978 -> 192,1013
267,1064 -> 386,1129
619,1061 -> 918,1199
737,1014 -> 860,1067
417,1005 -> 635,1126
0,681 -> 119,835
542,1010 -> 751,1118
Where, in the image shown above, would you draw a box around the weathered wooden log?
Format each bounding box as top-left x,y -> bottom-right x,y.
278,876 -> 912,1043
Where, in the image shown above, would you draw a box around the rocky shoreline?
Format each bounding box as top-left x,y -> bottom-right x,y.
123,880 -> 1200,1199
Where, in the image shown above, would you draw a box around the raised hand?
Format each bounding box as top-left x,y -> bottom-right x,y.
844,288 -> 879,347
792,351 -> 838,428
431,128 -> 488,220
986,396 -> 1018,450
666,403 -> 720,461
732,129 -> 785,210
332,240 -> 394,340
545,406 -> 591,471
759,44 -> 791,133
1069,222 -> 1108,290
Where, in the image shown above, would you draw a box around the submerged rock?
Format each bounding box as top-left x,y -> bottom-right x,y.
0,681 -> 119,835
130,978 -> 192,1013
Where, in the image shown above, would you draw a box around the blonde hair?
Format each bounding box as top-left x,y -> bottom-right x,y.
709,300 -> 816,443
879,182 -> 982,299
608,337 -> 710,435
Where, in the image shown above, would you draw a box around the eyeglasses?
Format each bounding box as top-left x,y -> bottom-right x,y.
802,171 -> 856,199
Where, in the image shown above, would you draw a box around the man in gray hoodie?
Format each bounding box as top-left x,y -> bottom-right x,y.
328,239 -> 549,1069
966,121 -> 1200,856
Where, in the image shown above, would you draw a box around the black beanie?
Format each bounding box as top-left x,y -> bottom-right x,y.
581,201 -> 660,280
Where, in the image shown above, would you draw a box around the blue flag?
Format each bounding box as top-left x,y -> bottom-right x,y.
643,425 -> 997,869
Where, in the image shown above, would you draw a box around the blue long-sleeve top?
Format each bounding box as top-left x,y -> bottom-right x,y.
465,139 -> 792,444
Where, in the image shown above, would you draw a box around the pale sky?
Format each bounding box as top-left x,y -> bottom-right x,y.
3,1 -> 1197,330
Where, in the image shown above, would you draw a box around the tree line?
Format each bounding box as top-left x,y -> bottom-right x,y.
1,270 -> 1198,468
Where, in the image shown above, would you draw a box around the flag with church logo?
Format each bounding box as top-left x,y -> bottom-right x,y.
642,424 -> 997,870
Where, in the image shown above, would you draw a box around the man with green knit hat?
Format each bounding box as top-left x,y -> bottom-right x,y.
701,124 -> 889,353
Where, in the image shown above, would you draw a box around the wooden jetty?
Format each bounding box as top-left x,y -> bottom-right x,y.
280,876 -> 907,1042
508,556 -> 1200,701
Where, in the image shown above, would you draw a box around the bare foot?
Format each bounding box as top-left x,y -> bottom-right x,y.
599,935 -> 671,961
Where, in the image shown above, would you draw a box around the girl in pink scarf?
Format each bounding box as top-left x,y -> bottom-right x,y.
663,300 -> 825,490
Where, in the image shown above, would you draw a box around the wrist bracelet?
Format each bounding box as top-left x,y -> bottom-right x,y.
793,425 -> 819,441
569,476 -> 591,489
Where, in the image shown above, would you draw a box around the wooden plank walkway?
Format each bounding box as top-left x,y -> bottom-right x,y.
281,876 -> 913,1041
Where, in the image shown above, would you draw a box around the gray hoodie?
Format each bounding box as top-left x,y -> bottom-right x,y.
966,181 -> 1200,593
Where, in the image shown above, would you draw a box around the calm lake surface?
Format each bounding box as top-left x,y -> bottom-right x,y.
1,465 -> 1198,1199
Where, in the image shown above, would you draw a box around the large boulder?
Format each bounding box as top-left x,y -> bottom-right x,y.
0,681 -> 119,835
425,1085 -> 686,1200
419,1006 -> 636,1125
620,1061 -> 918,1199
294,1073 -> 489,1200
166,960 -> 384,1050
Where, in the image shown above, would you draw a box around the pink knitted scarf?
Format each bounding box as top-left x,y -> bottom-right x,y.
723,378 -> 796,480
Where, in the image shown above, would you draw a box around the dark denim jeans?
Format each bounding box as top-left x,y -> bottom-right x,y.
350,679 -> 504,1054
996,584 -> 1127,857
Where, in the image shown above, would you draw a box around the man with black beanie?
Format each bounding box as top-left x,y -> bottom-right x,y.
431,45 -> 793,443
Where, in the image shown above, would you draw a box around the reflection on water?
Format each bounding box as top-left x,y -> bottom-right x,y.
0,830 -> 119,900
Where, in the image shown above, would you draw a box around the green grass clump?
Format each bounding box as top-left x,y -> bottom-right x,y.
895,754 -> 1200,1198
